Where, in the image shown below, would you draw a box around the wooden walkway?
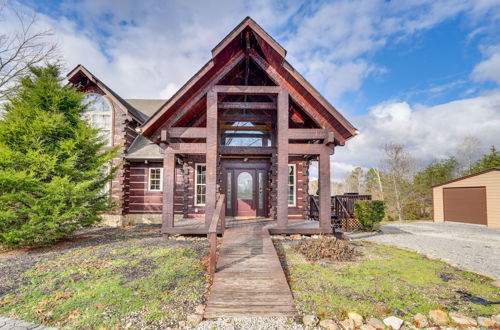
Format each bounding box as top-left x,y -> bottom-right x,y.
204,223 -> 296,318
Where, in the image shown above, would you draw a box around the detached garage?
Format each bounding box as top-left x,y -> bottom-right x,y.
433,168 -> 500,228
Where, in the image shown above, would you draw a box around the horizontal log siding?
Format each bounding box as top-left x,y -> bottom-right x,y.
128,161 -> 185,215
288,158 -> 309,219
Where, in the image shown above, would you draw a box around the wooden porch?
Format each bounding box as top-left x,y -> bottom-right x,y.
162,217 -> 334,236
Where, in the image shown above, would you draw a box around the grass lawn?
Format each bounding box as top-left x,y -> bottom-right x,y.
0,226 -> 208,329
275,239 -> 500,321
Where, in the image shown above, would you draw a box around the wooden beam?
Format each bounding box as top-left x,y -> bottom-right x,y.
167,127 -> 207,139
288,143 -> 331,155
319,151 -> 331,229
205,90 -> 218,226
213,85 -> 281,94
276,90 -> 289,228
289,128 -> 327,140
220,124 -> 270,131
161,153 -> 175,234
218,102 -> 276,110
220,113 -> 273,122
219,146 -> 275,155
164,143 -> 207,154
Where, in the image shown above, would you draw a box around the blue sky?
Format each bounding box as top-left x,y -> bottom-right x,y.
4,0 -> 500,180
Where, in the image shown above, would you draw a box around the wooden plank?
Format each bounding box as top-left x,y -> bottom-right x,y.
288,143 -> 330,155
205,225 -> 296,318
167,127 -> 207,139
219,146 -> 275,155
205,90 -> 217,226
220,113 -> 273,122
161,153 -> 175,233
289,128 -> 327,140
319,150 -> 332,229
164,143 -> 207,154
213,85 -> 281,94
218,102 -> 276,110
276,90 -> 289,228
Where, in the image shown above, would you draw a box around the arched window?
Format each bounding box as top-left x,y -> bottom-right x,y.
83,93 -> 112,145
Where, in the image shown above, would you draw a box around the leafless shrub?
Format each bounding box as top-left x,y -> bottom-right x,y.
293,236 -> 359,262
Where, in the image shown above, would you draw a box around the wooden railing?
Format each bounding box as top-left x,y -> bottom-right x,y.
208,194 -> 226,279
309,195 -> 320,221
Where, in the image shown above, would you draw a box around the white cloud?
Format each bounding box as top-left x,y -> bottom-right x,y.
471,44 -> 500,84
332,91 -> 500,180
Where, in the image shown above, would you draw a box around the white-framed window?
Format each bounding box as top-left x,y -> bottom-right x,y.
83,93 -> 113,146
148,168 -> 163,191
195,163 -> 206,206
288,164 -> 296,207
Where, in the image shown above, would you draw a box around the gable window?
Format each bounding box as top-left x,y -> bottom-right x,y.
83,93 -> 112,145
195,164 -> 206,206
288,164 -> 296,207
149,168 -> 163,191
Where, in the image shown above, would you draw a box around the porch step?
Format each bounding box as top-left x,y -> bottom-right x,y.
204,224 -> 296,318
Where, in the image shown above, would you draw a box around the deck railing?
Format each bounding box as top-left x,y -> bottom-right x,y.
208,194 -> 226,279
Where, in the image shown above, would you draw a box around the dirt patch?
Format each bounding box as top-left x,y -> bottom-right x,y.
293,236 -> 360,262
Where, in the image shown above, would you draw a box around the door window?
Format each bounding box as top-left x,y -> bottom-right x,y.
237,172 -> 253,200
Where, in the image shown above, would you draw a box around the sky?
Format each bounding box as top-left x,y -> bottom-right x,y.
2,0 -> 500,181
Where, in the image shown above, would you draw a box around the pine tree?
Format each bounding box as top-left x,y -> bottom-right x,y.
470,146 -> 500,173
0,65 -> 118,247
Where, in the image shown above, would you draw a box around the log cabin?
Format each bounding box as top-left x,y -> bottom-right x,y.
67,17 -> 358,235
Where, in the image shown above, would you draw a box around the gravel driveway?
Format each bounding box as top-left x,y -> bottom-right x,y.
348,222 -> 500,279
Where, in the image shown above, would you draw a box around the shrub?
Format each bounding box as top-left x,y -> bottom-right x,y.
354,200 -> 385,231
293,236 -> 359,262
0,65 -> 118,247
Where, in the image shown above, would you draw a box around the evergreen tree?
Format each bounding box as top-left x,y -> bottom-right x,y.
470,146 -> 500,173
0,65 -> 118,247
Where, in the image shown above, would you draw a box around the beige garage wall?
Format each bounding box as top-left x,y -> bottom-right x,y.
433,170 -> 500,228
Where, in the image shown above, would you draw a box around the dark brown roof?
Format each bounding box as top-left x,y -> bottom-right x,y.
432,168 -> 500,188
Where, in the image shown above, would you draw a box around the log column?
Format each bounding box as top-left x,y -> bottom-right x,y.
319,150 -> 332,229
205,90 -> 218,226
161,152 -> 176,233
276,90 -> 289,228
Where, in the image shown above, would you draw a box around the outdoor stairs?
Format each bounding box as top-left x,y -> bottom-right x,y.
204,223 -> 296,318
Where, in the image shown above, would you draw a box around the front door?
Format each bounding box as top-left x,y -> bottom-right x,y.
222,160 -> 269,217
236,170 -> 255,216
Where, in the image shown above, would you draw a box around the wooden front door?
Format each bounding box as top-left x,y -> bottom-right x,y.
222,160 -> 269,217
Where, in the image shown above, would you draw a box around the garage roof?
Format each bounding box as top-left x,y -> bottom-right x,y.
432,168 -> 500,188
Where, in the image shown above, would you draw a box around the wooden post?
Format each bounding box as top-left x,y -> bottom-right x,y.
276,90 -> 289,228
319,150 -> 332,229
162,152 -> 176,233
205,90 -> 218,226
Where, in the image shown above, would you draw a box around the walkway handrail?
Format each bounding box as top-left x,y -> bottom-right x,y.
208,194 -> 226,279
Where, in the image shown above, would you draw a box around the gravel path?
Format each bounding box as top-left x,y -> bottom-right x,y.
196,317 -> 309,330
348,222 -> 500,279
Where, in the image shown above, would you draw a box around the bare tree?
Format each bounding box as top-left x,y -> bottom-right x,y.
0,5 -> 57,99
381,143 -> 418,221
455,136 -> 481,176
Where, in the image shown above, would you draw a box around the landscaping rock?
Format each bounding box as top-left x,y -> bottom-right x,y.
383,316 -> 404,329
429,309 -> 449,325
319,319 -> 339,330
366,317 -> 385,329
195,304 -> 205,315
360,325 -> 376,330
449,312 -> 477,326
413,313 -> 429,327
187,314 -> 203,326
339,318 -> 355,330
492,314 -> 500,325
348,312 -> 364,326
477,316 -> 495,328
303,315 -> 319,327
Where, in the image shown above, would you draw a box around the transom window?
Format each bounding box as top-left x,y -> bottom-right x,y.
149,168 -> 163,191
195,164 -> 206,206
288,164 -> 296,207
221,122 -> 271,147
83,93 -> 112,145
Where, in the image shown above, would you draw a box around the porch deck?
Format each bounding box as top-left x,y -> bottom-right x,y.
162,217 -> 334,235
